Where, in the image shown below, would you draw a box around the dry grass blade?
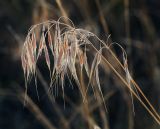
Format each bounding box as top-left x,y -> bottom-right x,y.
21,17 -> 160,125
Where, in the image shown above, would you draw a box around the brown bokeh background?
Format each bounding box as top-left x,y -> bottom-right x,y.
0,0 -> 160,129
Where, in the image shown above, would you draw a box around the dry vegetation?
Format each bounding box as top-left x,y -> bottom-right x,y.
0,0 -> 160,129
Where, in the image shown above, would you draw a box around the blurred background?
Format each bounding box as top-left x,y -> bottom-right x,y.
0,0 -> 160,129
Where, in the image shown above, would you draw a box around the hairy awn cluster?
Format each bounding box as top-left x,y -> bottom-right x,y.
21,17 -> 131,101
21,17 -> 160,125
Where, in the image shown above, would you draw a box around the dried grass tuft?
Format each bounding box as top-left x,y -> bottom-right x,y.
21,17 -> 160,124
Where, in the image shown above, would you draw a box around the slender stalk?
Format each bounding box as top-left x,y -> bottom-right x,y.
108,48 -> 160,121
124,0 -> 131,54
19,91 -> 57,129
90,44 -> 160,124
102,55 -> 160,124
95,0 -> 110,34
55,0 -> 70,24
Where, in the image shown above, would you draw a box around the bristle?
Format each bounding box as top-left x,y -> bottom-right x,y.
44,44 -> 50,70
37,32 -> 45,59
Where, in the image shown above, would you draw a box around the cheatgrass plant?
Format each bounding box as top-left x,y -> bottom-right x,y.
21,17 -> 160,124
